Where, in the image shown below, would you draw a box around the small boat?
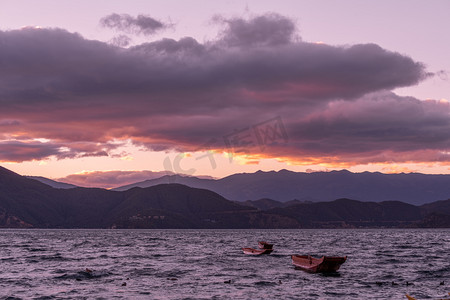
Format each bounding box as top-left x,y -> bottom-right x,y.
407,292 -> 450,300
258,241 -> 273,249
291,255 -> 347,273
242,247 -> 273,255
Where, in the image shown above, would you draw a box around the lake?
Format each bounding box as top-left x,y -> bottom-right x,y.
0,229 -> 448,299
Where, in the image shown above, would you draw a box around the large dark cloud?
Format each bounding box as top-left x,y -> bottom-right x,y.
0,15 -> 427,104
0,13 -> 444,166
100,13 -> 169,35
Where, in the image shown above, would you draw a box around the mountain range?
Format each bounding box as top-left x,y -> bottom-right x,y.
112,170 -> 450,205
26,176 -> 78,189
1,166 -> 449,229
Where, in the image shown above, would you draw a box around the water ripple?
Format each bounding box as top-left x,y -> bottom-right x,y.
0,229 -> 448,299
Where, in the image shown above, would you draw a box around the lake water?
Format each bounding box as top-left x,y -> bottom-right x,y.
0,229 -> 449,299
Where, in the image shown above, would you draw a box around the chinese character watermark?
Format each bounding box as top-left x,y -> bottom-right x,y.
224,116 -> 288,161
163,116 -> 289,177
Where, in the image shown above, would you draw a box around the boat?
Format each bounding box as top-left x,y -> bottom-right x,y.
242,247 -> 273,255
258,241 -> 273,249
406,292 -> 450,300
291,255 -> 347,273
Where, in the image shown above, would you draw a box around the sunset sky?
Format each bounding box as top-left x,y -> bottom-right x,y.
1,0 -> 449,188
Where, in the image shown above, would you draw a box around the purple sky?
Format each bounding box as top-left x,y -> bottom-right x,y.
0,0 -> 449,188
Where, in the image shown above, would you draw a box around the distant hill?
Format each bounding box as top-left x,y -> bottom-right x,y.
113,175 -> 210,192
1,166 -> 449,228
113,170 -> 450,205
267,199 -> 422,228
26,176 -> 78,189
241,198 -> 305,210
420,199 -> 450,215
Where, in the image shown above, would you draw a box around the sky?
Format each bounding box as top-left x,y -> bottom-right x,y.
0,0 -> 449,188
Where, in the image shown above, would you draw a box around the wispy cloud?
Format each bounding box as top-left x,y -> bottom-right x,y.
100,13 -> 170,35
0,141 -> 62,162
109,34 -> 132,47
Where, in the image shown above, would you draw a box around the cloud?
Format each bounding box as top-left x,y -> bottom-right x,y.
100,13 -> 169,35
296,92 -> 449,154
0,119 -> 20,126
109,35 -> 132,47
272,92 -> 450,165
0,139 -> 118,162
0,18 -> 426,105
215,13 -> 297,47
0,14 -> 443,168
0,141 -> 62,162
57,170 -> 173,188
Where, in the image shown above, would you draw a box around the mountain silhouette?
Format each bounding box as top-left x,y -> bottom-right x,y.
113,169 -> 450,205
1,166 -> 449,228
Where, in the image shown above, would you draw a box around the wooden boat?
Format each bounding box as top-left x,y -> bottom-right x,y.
242,247 -> 273,255
407,292 -> 450,300
258,241 -> 273,249
291,255 -> 347,273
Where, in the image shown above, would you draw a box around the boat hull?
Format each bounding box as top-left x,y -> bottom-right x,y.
242,247 -> 273,255
291,255 -> 347,273
258,241 -> 274,250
